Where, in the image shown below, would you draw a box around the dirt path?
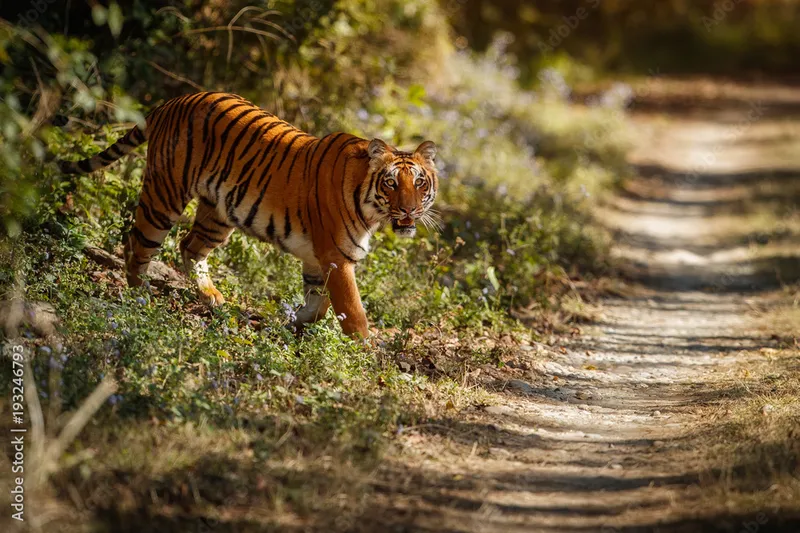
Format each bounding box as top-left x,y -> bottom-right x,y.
363,92 -> 800,532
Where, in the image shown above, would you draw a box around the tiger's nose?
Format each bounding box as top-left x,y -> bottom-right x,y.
399,207 -> 415,218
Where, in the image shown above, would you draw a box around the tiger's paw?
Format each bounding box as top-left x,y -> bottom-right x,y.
198,287 -> 226,307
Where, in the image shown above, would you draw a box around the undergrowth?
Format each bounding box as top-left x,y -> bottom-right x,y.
0,1 -> 632,529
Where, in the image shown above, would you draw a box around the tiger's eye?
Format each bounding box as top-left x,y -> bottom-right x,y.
385,179 -> 396,188
415,178 -> 425,188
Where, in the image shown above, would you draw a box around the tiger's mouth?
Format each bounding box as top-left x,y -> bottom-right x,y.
391,216 -> 416,238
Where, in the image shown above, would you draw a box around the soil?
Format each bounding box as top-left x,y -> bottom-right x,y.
360,84 -> 800,532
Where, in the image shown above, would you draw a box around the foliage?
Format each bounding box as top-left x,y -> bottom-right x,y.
0,1 -> 632,528
451,0 -> 800,83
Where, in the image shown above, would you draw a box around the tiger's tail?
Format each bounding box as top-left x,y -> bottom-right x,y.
58,125 -> 147,174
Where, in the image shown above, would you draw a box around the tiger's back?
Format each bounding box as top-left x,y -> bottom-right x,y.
59,92 -> 439,338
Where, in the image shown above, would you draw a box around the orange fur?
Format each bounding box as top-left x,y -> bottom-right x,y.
59,92 -> 439,338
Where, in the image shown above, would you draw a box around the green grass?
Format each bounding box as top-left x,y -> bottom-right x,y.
0,5 -> 633,529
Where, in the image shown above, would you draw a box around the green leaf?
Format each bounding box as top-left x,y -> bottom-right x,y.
92,5 -> 107,26
408,84 -> 426,106
108,2 -> 124,37
487,266 -> 500,292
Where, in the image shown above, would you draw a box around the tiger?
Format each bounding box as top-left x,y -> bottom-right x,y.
58,92 -> 439,338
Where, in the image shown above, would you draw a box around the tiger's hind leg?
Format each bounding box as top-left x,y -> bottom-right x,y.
179,201 -> 234,306
125,173 -> 188,289
293,263 -> 331,332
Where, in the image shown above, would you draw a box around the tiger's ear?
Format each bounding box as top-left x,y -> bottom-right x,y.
415,141 -> 437,165
368,138 -> 391,159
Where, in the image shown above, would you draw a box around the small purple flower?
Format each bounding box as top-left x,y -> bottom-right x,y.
506,249 -> 516,256
336,312 -> 347,321
252,363 -> 260,371
38,346 -> 52,356
135,296 -> 147,305
329,263 -> 338,270
256,373 -> 263,381
110,321 -> 118,330
281,303 -> 297,322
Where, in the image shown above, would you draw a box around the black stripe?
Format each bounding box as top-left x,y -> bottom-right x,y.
194,219 -> 224,237
79,160 -> 94,172
179,92 -> 215,197
332,238 -> 357,263
330,149 -> 368,252
131,127 -> 145,144
140,203 -> 172,231
284,208 -> 292,239
202,95 -> 242,141
302,274 -> 323,286
131,227 -> 161,249
302,138 -> 325,236
335,142 -> 370,237
202,102 -> 252,168
266,215 -> 275,241
275,133 -> 307,173
297,207 -> 307,235
237,119 -> 289,161
285,137 -> 311,183
312,133 -> 347,229
353,183 -> 368,228
229,112 -> 269,158
253,128 -> 295,189
212,110 -> 270,198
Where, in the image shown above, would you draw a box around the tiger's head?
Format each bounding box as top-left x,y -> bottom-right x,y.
366,138 -> 440,238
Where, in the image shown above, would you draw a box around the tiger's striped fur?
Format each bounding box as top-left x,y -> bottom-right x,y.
58,92 -> 439,338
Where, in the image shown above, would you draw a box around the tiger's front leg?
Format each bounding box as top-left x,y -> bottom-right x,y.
293,263 -> 331,332
324,260 -> 369,339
